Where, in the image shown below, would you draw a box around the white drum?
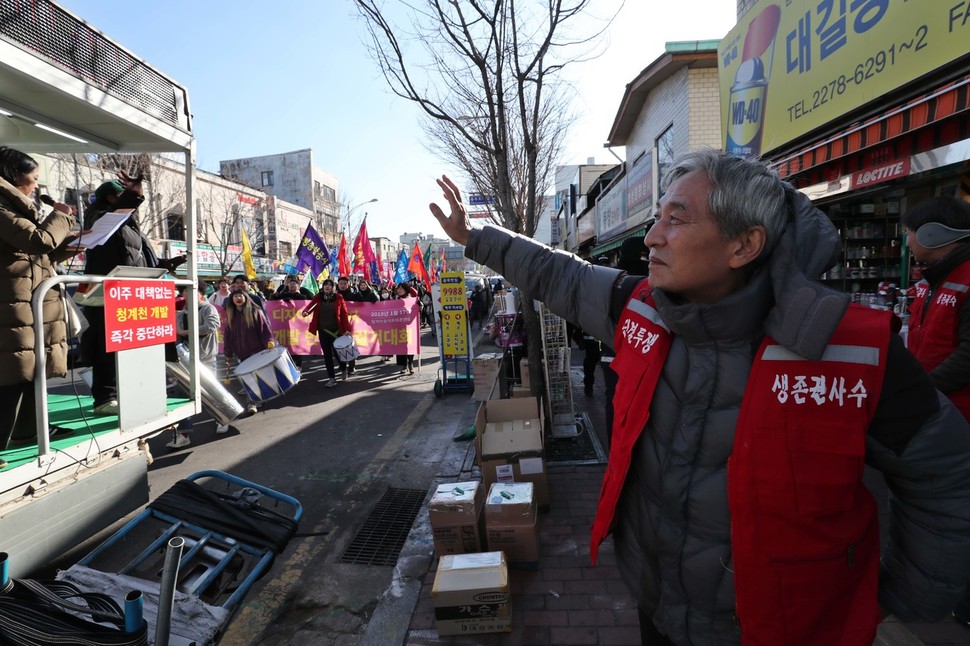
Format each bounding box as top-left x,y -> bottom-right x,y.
333,335 -> 360,363
233,347 -> 301,402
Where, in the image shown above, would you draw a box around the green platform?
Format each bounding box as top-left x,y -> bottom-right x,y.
0,394 -> 192,471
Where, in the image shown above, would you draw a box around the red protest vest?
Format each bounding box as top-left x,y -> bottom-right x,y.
591,279 -> 890,645
907,260 -> 970,420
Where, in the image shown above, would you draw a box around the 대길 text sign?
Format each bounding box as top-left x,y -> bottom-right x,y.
103,279 -> 176,351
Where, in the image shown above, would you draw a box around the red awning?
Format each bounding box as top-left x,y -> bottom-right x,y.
772,75 -> 970,180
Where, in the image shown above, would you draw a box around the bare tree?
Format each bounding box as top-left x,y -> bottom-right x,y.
143,156 -> 188,241
354,0 -> 611,395
196,182 -> 266,278
42,152 -> 176,235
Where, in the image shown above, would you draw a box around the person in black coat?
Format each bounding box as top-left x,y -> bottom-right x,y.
80,174 -> 184,415
269,278 -> 313,300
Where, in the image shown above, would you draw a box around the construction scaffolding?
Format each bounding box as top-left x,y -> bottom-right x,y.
539,303 -> 579,438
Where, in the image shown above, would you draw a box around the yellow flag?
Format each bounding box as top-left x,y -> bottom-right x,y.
240,227 -> 257,280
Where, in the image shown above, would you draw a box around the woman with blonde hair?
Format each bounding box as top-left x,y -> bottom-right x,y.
223,288 -> 274,416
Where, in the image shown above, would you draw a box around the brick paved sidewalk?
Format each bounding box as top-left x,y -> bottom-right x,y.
404,464 -> 638,645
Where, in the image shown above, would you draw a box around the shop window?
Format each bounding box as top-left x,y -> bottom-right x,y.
656,126 -> 674,196
166,211 -> 185,241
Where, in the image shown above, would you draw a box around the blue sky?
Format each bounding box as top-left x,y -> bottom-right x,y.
58,1 -> 735,241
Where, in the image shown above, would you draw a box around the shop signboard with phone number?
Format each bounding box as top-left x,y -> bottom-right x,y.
719,0 -> 970,157
103,279 -> 176,351
440,272 -> 469,357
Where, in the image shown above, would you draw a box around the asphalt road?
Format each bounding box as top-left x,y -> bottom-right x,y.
50,328 -> 478,645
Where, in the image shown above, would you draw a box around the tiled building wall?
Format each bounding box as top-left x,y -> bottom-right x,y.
624,67 -> 690,164
687,66 -> 723,152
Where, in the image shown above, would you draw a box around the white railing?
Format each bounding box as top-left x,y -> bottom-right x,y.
30,274 -> 196,460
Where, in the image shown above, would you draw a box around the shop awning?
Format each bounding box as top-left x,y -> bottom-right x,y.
772,74 -> 970,180
589,227 -> 648,257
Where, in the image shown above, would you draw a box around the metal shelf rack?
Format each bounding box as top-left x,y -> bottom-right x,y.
539,304 -> 578,438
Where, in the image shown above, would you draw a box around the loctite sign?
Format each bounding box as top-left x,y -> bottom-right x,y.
850,159 -> 910,189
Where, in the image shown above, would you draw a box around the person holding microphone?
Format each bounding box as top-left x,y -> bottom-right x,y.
0,146 -> 80,467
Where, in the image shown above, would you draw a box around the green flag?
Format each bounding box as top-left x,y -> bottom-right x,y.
424,243 -> 434,272
301,271 -> 319,295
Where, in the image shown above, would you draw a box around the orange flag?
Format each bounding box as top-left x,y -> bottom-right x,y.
407,243 -> 431,291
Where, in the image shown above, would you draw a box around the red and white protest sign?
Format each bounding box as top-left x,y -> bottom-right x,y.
103,279 -> 176,352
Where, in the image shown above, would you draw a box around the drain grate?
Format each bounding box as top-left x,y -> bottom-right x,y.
339,487 -> 426,566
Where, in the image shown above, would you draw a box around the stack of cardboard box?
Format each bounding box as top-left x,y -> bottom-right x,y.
473,352 -> 506,402
429,395 -> 551,636
475,396 -> 549,509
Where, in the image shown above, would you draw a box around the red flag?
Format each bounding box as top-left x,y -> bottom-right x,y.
351,223 -> 366,277
352,218 -> 379,281
407,243 -> 432,291
337,233 -> 351,277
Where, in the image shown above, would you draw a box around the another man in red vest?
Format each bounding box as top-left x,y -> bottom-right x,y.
429,151 -> 970,645
903,196 -> 970,628
904,196 -> 970,419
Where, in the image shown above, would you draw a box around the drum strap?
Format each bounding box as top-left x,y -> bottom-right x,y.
321,329 -> 338,339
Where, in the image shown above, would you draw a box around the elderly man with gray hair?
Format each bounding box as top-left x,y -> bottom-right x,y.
429,149 -> 970,645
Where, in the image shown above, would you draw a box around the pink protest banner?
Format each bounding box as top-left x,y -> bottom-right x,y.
216,298 -> 420,356
348,297 -> 421,355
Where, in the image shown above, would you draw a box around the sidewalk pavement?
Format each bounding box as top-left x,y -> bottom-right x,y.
365,342 -> 968,645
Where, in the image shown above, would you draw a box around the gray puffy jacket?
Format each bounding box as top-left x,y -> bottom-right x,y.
464,190 -> 970,644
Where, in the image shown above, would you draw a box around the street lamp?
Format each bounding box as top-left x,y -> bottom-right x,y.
344,197 -> 378,234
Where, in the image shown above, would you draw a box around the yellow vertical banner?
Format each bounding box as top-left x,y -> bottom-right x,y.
240,227 -> 257,280
439,272 -> 468,357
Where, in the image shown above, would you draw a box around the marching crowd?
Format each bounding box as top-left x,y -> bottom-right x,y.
162,271 -> 434,449
0,145 -> 439,460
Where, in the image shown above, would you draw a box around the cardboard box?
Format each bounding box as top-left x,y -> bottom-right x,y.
473,352 -> 506,401
476,397 -> 549,508
428,481 -> 484,556
508,384 -> 533,398
485,482 -> 539,568
494,290 -> 519,315
433,551 -> 511,636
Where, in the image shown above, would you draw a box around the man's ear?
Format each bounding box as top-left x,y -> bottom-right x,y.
729,226 -> 767,269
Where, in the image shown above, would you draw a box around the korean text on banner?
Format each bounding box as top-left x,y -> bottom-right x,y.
224,299 -> 420,356
295,223 -> 330,279
718,0 -> 970,157
103,279 -> 176,351
439,272 -> 469,357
